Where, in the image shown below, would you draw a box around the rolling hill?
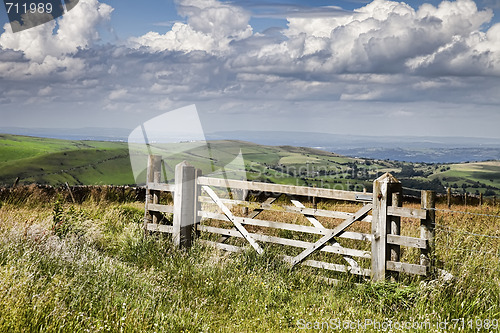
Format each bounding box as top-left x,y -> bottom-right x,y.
1,134 -> 500,197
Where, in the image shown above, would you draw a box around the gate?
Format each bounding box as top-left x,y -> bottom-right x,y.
143,156 -> 435,282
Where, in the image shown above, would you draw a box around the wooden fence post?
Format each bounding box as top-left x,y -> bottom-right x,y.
447,187 -> 452,209
371,173 -> 401,282
144,155 -> 162,235
194,168 -> 203,239
65,182 -> 76,203
389,187 -> 402,280
420,190 -> 436,273
173,161 -> 197,248
312,185 -> 317,209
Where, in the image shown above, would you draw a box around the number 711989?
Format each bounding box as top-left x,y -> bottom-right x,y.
5,2 -> 53,14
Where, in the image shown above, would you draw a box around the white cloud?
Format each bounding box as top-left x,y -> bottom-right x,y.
128,24 -> 216,53
407,22 -> 500,75
231,0 -> 496,76
129,0 -> 252,53
0,0 -> 113,78
108,88 -> 128,100
1,0 -> 500,138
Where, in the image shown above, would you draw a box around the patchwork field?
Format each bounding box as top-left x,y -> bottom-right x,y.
1,134 -> 500,197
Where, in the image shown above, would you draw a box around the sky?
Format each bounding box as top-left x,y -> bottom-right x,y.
0,0 -> 500,139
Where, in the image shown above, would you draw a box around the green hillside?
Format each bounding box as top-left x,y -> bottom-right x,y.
1,134 -> 500,196
0,134 -> 134,185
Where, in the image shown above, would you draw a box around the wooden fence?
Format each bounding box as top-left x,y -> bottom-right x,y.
144,156 -> 435,282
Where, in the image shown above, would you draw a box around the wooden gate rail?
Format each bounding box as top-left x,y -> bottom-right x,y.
198,176 -> 371,202
198,196 -> 374,222
202,185 -> 264,254
290,204 -> 373,267
144,156 -> 435,282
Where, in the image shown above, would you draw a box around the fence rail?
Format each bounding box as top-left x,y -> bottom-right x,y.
144,156 -> 436,282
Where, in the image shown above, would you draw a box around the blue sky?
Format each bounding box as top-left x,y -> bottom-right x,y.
1,0 -> 500,138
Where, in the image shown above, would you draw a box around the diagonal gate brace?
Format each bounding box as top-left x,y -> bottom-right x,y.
290,204 -> 373,267
203,186 -> 264,254
290,199 -> 362,274
218,196 -> 277,243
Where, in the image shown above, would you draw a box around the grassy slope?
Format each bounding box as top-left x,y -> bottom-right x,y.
0,195 -> 498,332
430,161 -> 500,195
0,134 -> 133,185
1,134 -> 500,195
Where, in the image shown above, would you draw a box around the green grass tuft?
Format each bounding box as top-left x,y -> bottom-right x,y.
0,193 -> 498,331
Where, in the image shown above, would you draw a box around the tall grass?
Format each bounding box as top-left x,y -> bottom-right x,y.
0,192 -> 498,332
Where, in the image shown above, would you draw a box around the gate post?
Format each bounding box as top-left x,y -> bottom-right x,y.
420,190 -> 436,273
144,155 -> 162,235
371,173 -> 401,282
390,186 -> 402,280
173,161 -> 197,248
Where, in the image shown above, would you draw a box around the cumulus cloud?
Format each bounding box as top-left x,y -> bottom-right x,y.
129,0 -> 252,53
108,88 -> 128,100
230,0 -> 498,76
1,0 -> 500,136
407,22 -> 500,75
0,0 -> 113,78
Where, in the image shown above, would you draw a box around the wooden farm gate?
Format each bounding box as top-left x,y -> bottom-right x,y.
143,156 -> 435,282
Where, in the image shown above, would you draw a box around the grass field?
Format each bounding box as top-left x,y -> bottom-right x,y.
432,161 -> 500,193
0,134 -> 133,186
0,189 -> 499,332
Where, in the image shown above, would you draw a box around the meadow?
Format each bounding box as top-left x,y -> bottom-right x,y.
0,187 -> 498,332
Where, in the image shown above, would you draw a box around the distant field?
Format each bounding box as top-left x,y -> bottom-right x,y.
0,134 -> 133,185
430,161 -> 500,195
1,134 -> 500,196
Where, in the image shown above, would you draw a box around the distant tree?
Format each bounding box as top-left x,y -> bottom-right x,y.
485,189 -> 496,196
399,165 -> 416,177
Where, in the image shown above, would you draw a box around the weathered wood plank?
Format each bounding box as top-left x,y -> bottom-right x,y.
198,177 -> 369,202
371,173 -> 401,281
144,155 -> 162,234
197,225 -> 371,258
198,196 -> 373,222
198,196 -> 247,206
198,240 -> 244,253
147,182 -> 175,192
291,200 -> 362,274
146,223 -> 174,233
172,162 -> 197,248
199,211 -> 372,242
386,261 -> 427,276
147,203 -> 174,214
290,204 -> 373,266
281,205 -> 373,223
217,197 -> 276,243
388,186 -> 402,281
282,255 -> 371,277
199,239 -> 370,276
203,186 -> 263,254
420,191 -> 436,271
387,206 -> 426,219
291,200 -> 324,228
387,234 -> 427,249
